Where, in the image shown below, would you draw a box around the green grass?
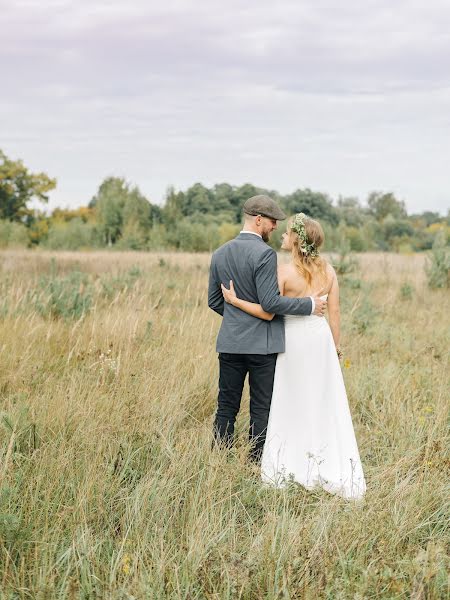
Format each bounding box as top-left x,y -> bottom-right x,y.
0,250 -> 448,599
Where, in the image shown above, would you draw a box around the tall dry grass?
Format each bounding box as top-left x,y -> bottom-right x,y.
0,249 -> 448,599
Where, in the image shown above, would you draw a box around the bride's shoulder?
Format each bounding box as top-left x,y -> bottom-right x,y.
277,262 -> 293,275
321,259 -> 337,290
278,262 -> 297,279
324,260 -> 336,277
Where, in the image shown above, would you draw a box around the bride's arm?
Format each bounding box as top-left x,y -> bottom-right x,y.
221,281 -> 275,320
327,266 -> 341,352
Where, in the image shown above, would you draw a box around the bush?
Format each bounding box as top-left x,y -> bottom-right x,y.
345,226 -> 369,252
397,241 -> 414,254
321,222 -> 341,252
174,221 -> 220,252
0,220 -> 29,248
400,282 -> 414,300
145,224 -> 170,251
218,222 -> 241,246
33,271 -> 93,319
330,226 -> 359,275
100,266 -> 142,299
45,218 -> 99,250
425,231 -> 450,289
115,221 -> 148,250
351,296 -> 378,334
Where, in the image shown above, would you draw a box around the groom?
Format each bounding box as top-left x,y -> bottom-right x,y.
208,195 -> 327,463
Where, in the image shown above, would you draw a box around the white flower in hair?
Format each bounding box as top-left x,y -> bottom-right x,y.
290,213 -> 319,258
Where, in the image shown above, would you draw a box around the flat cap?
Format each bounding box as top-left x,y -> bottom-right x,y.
243,195 -> 286,221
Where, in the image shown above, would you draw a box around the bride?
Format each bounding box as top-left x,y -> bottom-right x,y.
221,213 -> 366,500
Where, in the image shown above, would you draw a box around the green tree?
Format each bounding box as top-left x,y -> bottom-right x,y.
162,186 -> 185,226
184,183 -> 212,216
282,188 -> 338,225
27,211 -> 50,245
91,177 -> 158,247
51,206 -> 95,223
162,182 -> 280,226
212,183 -> 238,222
416,211 -> 442,226
122,188 -> 153,229
232,183 -> 273,222
344,226 -> 368,251
0,220 -> 30,248
336,196 -> 366,227
91,177 -> 127,246
367,191 -> 407,221
212,183 -> 234,212
0,150 -> 56,221
119,188 -> 158,249
382,216 -> 414,242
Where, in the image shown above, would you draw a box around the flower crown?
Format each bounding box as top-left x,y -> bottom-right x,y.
290,213 -> 319,258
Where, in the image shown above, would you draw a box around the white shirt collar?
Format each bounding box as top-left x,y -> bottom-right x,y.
240,230 -> 262,238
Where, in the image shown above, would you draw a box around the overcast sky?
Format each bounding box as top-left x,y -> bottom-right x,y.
1,0 -> 449,214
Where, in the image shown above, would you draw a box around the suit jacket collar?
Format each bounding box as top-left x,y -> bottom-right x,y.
237,232 -> 265,242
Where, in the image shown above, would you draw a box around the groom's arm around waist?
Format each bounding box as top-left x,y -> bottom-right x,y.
255,248 -> 312,316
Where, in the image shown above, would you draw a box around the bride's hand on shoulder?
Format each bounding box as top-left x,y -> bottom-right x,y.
221,280 -> 237,305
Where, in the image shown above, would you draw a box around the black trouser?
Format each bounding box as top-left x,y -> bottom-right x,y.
213,352 -> 278,463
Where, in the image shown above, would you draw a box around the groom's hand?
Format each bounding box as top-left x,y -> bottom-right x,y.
312,297 -> 327,316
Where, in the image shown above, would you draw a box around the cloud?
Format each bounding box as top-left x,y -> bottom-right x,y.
1,0 -> 449,212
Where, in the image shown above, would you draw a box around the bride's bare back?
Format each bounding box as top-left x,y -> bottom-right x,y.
278,259 -> 341,351
278,261 -> 335,298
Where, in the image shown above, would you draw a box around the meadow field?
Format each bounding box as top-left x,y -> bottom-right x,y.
0,249 -> 448,599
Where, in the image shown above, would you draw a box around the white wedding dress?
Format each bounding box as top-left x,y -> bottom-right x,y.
261,296 -> 366,499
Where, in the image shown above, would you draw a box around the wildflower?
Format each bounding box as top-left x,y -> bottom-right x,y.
98,351 -> 119,375
423,405 -> 433,414
122,553 -> 131,576
344,359 -> 351,369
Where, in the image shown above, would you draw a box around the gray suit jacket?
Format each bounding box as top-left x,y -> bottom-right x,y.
208,232 -> 312,354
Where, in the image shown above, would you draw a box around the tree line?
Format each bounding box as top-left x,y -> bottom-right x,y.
1,149 -> 449,252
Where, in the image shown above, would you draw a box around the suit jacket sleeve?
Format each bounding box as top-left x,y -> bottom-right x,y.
255,248 -> 312,315
208,256 -> 224,316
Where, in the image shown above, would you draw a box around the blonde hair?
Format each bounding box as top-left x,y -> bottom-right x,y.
288,215 -> 328,287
